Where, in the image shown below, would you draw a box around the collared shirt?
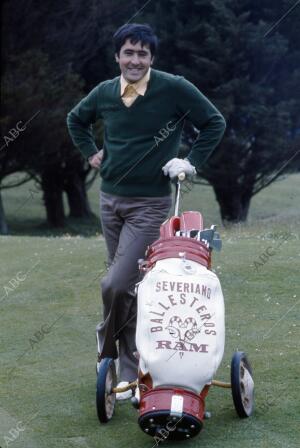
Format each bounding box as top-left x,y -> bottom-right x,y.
120,68 -> 151,107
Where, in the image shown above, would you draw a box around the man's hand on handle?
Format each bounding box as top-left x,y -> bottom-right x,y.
162,157 -> 196,179
88,149 -> 103,169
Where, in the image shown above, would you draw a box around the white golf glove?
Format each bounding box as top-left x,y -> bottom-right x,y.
162,158 -> 196,179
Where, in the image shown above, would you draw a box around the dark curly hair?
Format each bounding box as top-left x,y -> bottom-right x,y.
113,23 -> 158,57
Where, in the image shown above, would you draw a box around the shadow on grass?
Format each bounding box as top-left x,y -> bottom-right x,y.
4,215 -> 102,237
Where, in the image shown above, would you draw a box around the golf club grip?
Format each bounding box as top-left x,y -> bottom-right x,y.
178,172 -> 186,181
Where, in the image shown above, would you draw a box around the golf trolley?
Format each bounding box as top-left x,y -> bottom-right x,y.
96,173 -> 254,441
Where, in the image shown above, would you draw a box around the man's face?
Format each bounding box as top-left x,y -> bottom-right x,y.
115,39 -> 154,83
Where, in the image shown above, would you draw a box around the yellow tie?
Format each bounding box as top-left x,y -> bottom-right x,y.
122,85 -> 138,107
124,85 -> 136,96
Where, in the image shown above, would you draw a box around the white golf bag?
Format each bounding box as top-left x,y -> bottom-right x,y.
135,211 -> 225,440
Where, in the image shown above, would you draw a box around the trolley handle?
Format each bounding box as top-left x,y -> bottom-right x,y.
174,172 -> 186,216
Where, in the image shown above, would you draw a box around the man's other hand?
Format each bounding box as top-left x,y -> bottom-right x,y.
162,158 -> 196,179
88,150 -> 103,169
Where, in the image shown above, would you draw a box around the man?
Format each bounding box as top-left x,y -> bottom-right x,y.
67,23 -> 226,400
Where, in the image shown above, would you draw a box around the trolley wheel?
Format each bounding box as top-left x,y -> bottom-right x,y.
231,351 -> 254,418
96,358 -> 117,423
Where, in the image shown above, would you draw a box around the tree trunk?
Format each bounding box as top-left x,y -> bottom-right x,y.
41,169 -> 65,227
64,171 -> 93,218
0,191 -> 8,234
213,184 -> 252,224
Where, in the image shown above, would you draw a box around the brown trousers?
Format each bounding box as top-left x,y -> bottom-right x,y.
97,191 -> 172,382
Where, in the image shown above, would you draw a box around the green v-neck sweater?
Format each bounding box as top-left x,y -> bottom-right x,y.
67,69 -> 226,197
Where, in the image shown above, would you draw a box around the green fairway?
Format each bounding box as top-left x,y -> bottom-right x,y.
1,174 -> 299,447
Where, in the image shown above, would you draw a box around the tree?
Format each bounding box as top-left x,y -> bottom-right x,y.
1,0 -> 140,89
147,0 -> 300,222
0,50 -> 100,230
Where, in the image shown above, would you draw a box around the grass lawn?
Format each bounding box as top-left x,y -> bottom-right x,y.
0,174 -> 299,447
